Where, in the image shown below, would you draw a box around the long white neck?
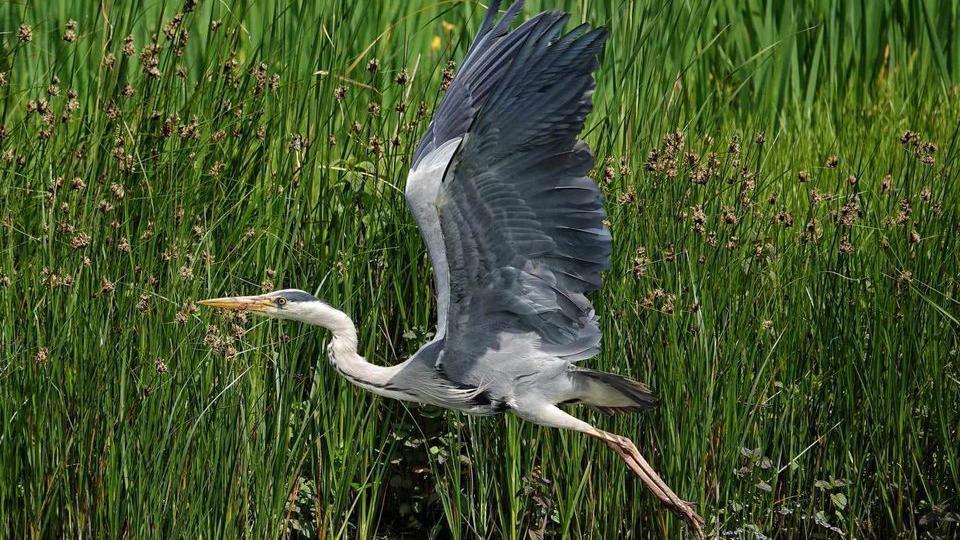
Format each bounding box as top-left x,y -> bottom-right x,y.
294,302 -> 400,394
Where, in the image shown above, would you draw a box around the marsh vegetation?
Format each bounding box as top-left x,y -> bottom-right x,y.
0,0 -> 958,537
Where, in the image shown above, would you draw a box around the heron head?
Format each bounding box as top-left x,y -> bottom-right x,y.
198,288 -> 325,321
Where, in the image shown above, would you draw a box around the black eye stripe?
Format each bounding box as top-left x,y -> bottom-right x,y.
270,290 -> 320,305
278,291 -> 318,303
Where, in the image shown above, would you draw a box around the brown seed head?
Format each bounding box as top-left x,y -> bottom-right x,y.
839,236 -> 854,255
632,246 -> 650,279
900,131 -> 919,146
776,209 -> 794,227
441,61 -> 456,90
71,232 -> 91,249
122,35 -> 136,56
93,275 -> 112,292
136,294 -> 151,313
64,20 -> 78,42
909,229 -> 920,244
881,174 -> 893,193
368,136 -> 382,155
18,24 -> 33,43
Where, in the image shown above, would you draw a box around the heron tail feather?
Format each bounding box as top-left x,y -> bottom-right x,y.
570,368 -> 658,415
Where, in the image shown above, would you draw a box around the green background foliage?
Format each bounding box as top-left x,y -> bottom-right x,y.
0,0 -> 958,537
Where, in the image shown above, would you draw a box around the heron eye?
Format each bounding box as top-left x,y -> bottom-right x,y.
276,297 -> 287,306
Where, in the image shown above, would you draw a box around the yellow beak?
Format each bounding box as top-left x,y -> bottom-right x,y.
197,295 -> 274,311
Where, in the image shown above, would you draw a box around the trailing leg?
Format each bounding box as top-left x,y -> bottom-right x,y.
516,403 -> 705,539
593,429 -> 705,538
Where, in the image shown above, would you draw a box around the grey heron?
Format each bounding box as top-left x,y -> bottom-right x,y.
199,1 -> 705,536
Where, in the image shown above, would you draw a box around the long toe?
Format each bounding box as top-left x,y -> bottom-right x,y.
676,502 -> 705,539
680,500 -> 705,525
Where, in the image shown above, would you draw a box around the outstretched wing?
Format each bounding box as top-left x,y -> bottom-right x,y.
410,0 -> 527,169
406,0 -> 539,339
435,10 -> 610,382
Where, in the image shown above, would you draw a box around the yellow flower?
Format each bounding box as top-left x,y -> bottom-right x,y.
431,35 -> 441,52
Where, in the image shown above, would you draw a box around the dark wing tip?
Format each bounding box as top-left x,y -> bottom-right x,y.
478,0 -> 525,45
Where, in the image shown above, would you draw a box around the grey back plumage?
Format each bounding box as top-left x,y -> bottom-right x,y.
408,1 -> 610,386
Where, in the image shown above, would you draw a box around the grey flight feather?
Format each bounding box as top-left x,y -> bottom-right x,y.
411,0 -> 527,169
431,7 -> 611,384
406,0 -> 536,341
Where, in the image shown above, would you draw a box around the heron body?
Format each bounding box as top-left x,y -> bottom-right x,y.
199,1 -> 705,536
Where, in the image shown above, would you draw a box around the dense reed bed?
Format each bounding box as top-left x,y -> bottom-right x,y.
1,1 -> 957,537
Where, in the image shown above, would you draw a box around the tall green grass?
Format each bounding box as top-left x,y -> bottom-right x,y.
0,0 -> 958,537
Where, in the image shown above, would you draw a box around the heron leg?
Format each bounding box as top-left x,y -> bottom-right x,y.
515,403 -> 705,539
594,431 -> 705,539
